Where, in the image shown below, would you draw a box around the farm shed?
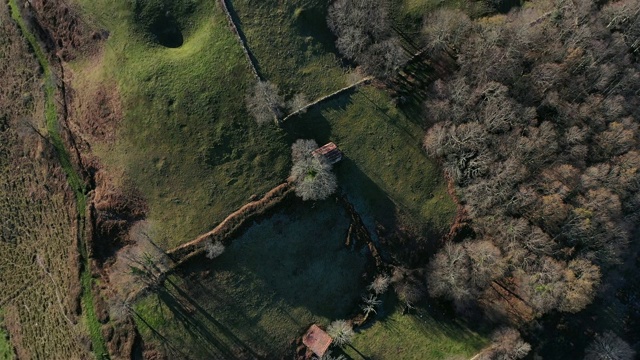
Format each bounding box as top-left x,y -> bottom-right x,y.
303,324 -> 333,357
312,142 -> 343,164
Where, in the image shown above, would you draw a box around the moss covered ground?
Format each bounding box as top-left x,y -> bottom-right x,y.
0,310 -> 13,360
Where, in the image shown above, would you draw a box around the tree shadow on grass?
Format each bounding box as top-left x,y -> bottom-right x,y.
281,87 -> 355,142
149,278 -> 274,359
335,157 -> 397,234
391,43 -> 459,128
293,4 -> 342,60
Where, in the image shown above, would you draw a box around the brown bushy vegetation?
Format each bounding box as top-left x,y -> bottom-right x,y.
25,0 -> 100,61
422,0 -> 640,322
0,6 -> 90,357
478,327 -> 531,360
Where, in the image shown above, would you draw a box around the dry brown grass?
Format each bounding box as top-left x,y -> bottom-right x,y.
0,5 -> 91,359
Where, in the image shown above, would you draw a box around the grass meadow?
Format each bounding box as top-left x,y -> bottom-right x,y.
284,86 -> 456,237
134,200 -> 367,358
68,0 -> 481,358
344,295 -> 488,360
71,0 -> 291,250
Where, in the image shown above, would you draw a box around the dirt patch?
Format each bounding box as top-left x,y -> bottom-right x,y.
443,174 -> 472,242
72,82 -> 123,145
83,163 -> 148,270
25,0 -> 104,61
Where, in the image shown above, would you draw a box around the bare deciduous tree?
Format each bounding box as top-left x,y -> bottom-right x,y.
427,242 -> 474,307
246,80 -> 284,125
422,9 -> 473,56
478,327 -> 531,360
560,259 -> 601,313
287,93 -> 310,114
368,274 -> 390,295
291,139 -> 318,163
360,38 -> 409,78
327,320 -> 354,347
584,331 -> 635,360
204,239 -> 225,259
465,240 -> 506,289
290,139 -> 337,201
327,0 -> 406,78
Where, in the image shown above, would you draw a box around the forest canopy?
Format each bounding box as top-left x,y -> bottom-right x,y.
422,0 -> 640,318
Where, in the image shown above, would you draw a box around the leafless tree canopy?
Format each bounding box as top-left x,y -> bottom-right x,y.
290,139 -> 338,201
584,331 -> 636,360
245,80 -> 284,124
327,0 -> 407,78
368,274 -> 390,295
288,92 -> 309,114
204,239 -> 225,259
478,328 -> 531,360
327,320 -> 354,347
423,0 -> 640,318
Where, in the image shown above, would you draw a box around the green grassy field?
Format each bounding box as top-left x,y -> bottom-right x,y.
344,295 -> 488,360
284,86 -> 456,237
231,0 -> 351,100
134,200 -> 367,358
70,0 -> 467,358
71,0 -> 290,250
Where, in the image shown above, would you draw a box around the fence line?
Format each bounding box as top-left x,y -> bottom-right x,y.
281,76 -> 374,123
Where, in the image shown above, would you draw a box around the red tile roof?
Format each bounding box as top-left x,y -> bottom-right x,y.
302,324 -> 332,357
312,142 -> 343,164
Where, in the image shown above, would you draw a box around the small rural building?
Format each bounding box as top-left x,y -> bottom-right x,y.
312,142 -> 343,164
302,324 -> 332,358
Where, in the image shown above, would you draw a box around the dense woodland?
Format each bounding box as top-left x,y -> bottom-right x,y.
328,0 -> 640,357
422,0 -> 640,313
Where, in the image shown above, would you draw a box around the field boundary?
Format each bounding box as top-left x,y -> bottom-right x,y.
166,181 -> 294,267
218,0 -> 261,81
281,76 -> 374,122
217,0 -> 285,125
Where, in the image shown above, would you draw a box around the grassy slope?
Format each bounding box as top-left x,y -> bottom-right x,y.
232,0 -> 350,100
134,200 -> 367,358
71,0 -> 290,250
